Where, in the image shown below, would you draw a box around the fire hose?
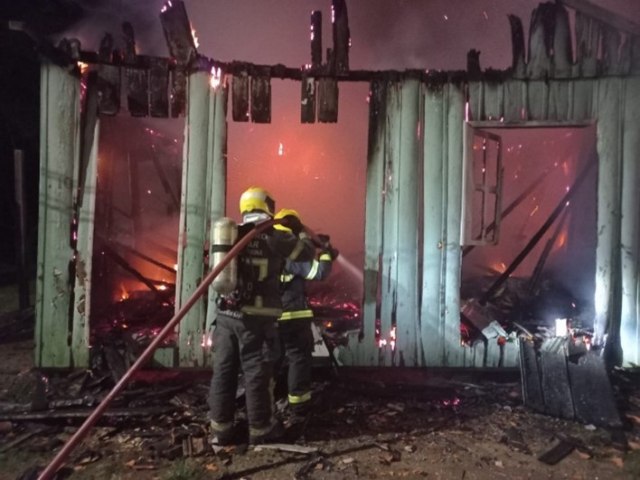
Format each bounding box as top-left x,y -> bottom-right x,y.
37,219 -> 278,480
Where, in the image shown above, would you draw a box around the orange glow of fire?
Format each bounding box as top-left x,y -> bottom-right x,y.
158,284 -> 168,291
556,230 -> 568,249
278,142 -> 284,156
201,334 -> 213,348
77,62 -> 89,74
118,283 -> 130,302
529,205 -> 539,217
160,1 -> 172,13
492,262 -> 507,273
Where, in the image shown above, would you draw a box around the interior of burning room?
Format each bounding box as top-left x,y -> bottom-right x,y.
3,0 -> 640,363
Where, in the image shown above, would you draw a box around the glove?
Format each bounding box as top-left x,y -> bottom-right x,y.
313,233 -> 331,249
323,244 -> 339,260
279,214 -> 303,235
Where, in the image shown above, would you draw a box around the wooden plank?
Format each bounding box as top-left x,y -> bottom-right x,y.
36,63 -> 80,367
421,84 -> 446,366
232,73 -> 249,122
379,81 -> 402,367
559,0 -> 640,37
540,339 -> 575,419
526,80 -> 549,121
318,77 -> 338,123
467,81 -> 483,121
149,57 -> 170,117
526,3 -> 553,79
97,64 -> 120,115
353,80 -> 386,366
71,121 -> 99,368
442,83 -> 465,367
594,78 -> 623,345
619,77 -> 640,367
300,76 -> 316,124
503,80 -> 525,122
331,0 -> 350,73
159,0 -> 198,65
176,72 -> 210,367
601,26 -> 622,76
548,81 -> 571,121
508,15 -> 526,78
250,75 -> 271,123
170,68 -> 187,117
483,82 -> 503,121
502,339 -> 520,367
567,351 -> 622,426
310,11 -> 323,68
631,36 -> 640,75
205,85 -> 229,366
553,4 -> 573,78
570,78 -> 595,121
395,79 -> 420,366
153,347 -> 177,367
575,12 -> 600,77
126,67 -> 148,117
519,339 -> 545,412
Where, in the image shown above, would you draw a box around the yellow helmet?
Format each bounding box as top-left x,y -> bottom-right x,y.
274,208 -> 300,232
239,187 -> 275,216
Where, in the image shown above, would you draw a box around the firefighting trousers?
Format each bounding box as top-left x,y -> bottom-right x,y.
208,314 -> 280,430
278,318 -> 314,405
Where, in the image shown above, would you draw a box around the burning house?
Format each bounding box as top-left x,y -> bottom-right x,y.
26,0 -> 640,378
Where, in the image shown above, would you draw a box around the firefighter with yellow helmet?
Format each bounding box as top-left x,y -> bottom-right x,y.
274,208 -> 338,414
208,187 -> 315,445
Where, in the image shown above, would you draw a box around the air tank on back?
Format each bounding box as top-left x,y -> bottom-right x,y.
210,217 -> 238,294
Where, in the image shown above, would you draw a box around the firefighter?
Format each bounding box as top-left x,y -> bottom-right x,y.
208,187 -> 315,445
274,208 -> 338,414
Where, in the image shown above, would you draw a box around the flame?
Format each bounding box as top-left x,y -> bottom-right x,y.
278,142 -> 284,156
190,25 -> 199,49
77,62 -> 89,74
210,66 -> 222,90
118,283 -> 130,302
492,262 -> 507,273
556,230 -> 568,249
160,0 -> 172,13
158,284 -> 168,291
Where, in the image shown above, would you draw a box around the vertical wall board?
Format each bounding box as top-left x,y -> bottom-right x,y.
503,340 -> 520,367
318,77 -> 339,123
527,80 -> 548,121
149,57 -> 170,117
176,72 -> 210,367
251,76 -> 271,123
300,76 -> 316,124
232,73 -> 250,122
575,12 -> 599,77
205,85 -> 229,366
552,4 -> 573,78
351,80 -> 386,366
526,4 -> 552,79
503,80 -> 526,122
442,84 -> 465,367
483,82 -> 503,121
36,63 -> 80,367
395,79 -> 421,367
593,78 -> 623,347
571,79 -> 595,121
126,68 -> 149,117
421,85 -> 446,366
601,27 -> 621,76
97,65 -> 121,115
548,81 -> 572,121
467,81 -> 483,121
71,121 -> 99,368
379,82 -> 402,367
485,340 -> 501,367
631,36 -> 640,75
619,77 -> 640,366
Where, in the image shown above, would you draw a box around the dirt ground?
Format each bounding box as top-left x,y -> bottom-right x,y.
1,342 -> 639,480
1,282 -> 639,480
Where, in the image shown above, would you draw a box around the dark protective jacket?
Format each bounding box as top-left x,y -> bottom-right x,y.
218,222 -> 316,318
279,251 -> 333,321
